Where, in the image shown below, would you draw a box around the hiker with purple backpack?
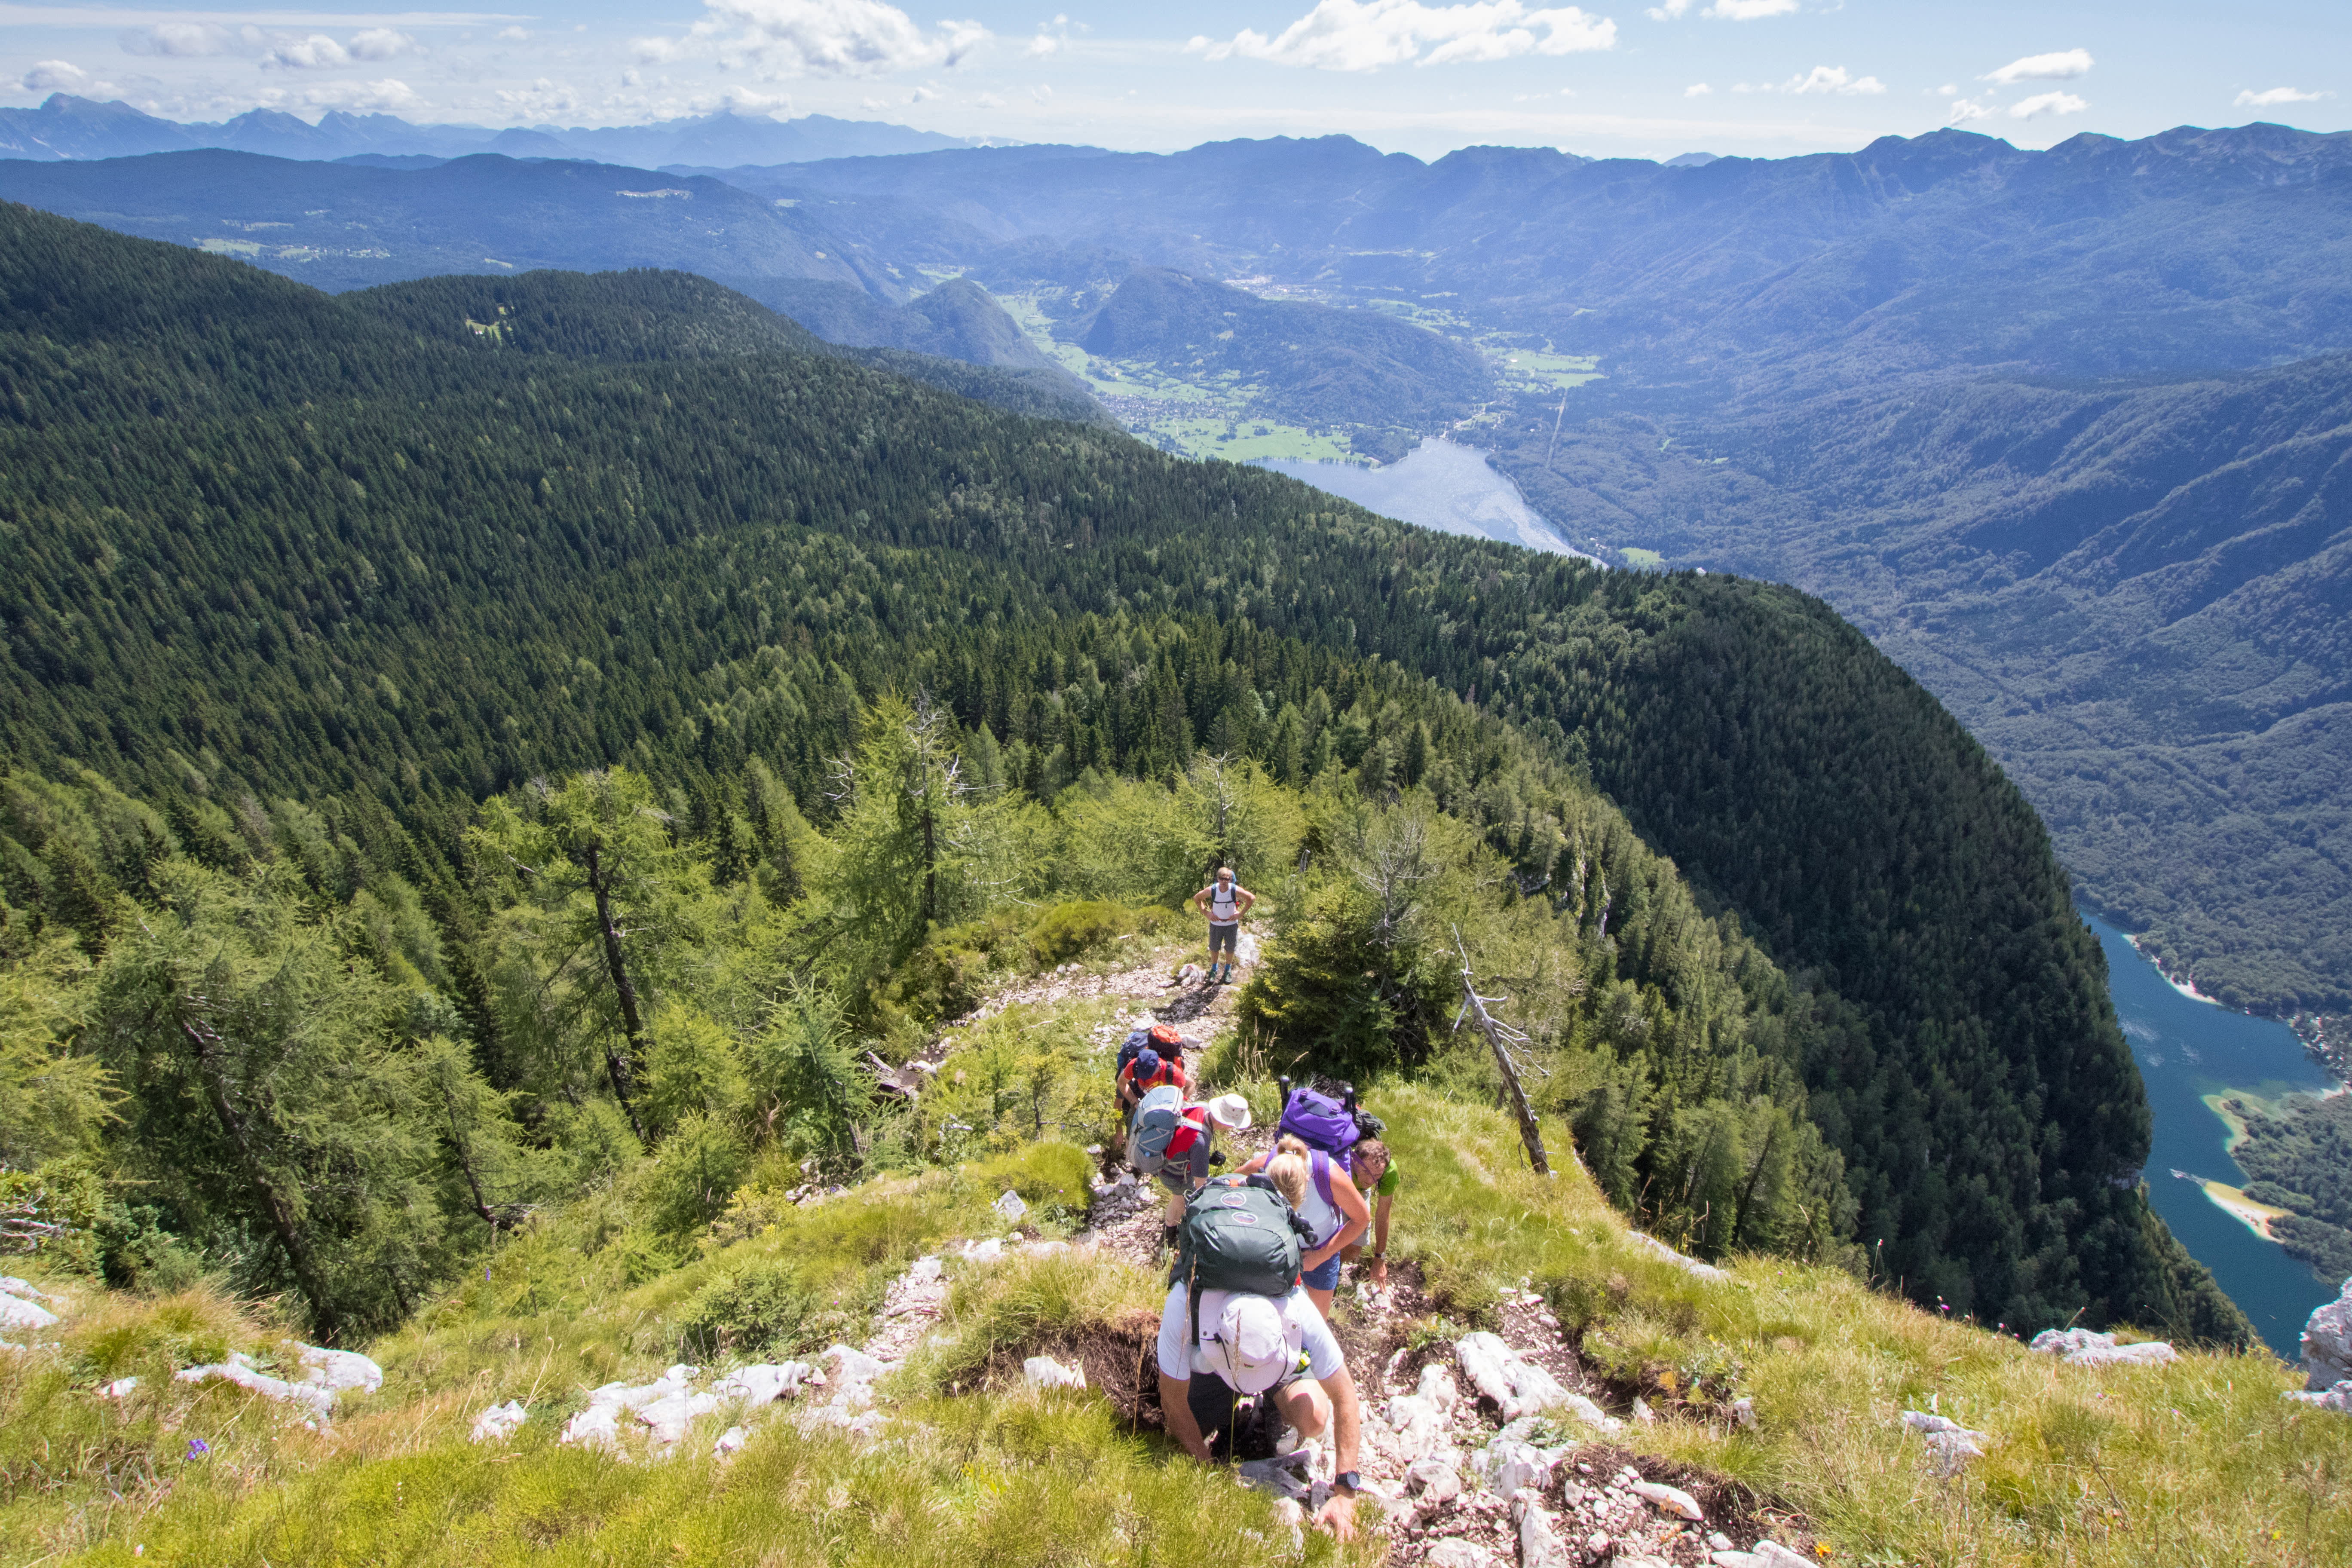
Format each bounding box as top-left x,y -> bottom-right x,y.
1251,1134 -> 1370,1323
1238,1081 -> 1400,1304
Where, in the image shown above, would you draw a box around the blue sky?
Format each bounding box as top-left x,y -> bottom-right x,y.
2,1 -> 2343,160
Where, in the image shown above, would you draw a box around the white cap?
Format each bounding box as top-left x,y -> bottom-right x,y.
1210,1295 -> 1292,1394
1203,1093 -> 1253,1131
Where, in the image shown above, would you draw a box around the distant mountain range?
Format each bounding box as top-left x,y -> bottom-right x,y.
0,94 -> 994,166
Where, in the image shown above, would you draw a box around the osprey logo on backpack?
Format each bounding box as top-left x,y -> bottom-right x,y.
1126,1084 -> 1187,1176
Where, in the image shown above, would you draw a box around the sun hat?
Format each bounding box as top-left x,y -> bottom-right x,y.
1208,1294 -> 1292,1394
1202,1093 -> 1253,1131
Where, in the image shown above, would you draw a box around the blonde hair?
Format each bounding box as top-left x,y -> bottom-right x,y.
1263,1133 -> 1312,1212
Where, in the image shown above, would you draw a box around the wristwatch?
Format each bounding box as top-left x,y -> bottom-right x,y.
1333,1470 -> 1361,1493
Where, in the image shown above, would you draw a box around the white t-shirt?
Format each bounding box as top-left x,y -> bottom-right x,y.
1156,1283 -> 1344,1388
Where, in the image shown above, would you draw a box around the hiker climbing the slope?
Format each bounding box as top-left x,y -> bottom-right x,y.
1116,1029 -> 1190,1116
1337,1138 -> 1397,1287
1242,1134 -> 1370,1323
1158,1176 -> 1367,1543
1128,1089 -> 1253,1230
1191,865 -> 1254,984
1262,1081 -> 1398,1289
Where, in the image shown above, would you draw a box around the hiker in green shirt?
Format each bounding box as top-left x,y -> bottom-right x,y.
1338,1138 -> 1397,1287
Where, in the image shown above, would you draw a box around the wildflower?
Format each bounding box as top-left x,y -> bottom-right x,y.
186,1438 -> 209,1459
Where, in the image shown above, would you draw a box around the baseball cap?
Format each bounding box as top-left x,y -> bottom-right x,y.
1135,1048 -> 1162,1078
1210,1295 -> 1293,1394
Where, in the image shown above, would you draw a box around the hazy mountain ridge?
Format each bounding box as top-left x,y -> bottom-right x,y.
0,94 -> 985,166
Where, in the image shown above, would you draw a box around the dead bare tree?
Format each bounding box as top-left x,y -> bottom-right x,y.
1452,928 -> 1551,1176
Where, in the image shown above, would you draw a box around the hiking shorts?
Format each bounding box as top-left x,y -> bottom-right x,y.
1208,922 -> 1238,956
1301,1252 -> 1343,1292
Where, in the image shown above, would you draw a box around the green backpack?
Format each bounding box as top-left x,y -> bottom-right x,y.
1172,1173 -> 1313,1348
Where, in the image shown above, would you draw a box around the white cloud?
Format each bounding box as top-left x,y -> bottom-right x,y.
1650,0 -> 1795,16
495,77 -> 581,117
1190,1 -> 1617,72
1684,81 -> 1710,96
700,0 -> 989,79
908,82 -> 939,101
1026,33 -> 1060,57
1936,83 -> 1956,96
2009,90 -> 2086,119
348,29 -> 416,62
633,36 -> 684,64
497,27 -> 532,43
1787,64 -> 1883,95
861,94 -> 889,108
119,22 -> 237,59
1946,96 -> 1993,123
19,58 -> 85,91
1984,49 -> 2092,85
298,77 -> 422,111
2236,86 -> 2327,108
266,34 -> 351,70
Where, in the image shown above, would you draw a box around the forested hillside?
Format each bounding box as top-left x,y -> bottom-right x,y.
1487,353 -> 2352,1015
0,202 -> 2243,1343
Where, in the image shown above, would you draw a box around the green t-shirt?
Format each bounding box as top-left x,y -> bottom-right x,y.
1369,1159 -> 1400,1197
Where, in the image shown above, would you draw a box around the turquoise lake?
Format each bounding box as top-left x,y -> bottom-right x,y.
2085,911 -> 2340,1358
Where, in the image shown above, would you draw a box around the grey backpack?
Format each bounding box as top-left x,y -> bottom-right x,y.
1127,1085 -> 1187,1176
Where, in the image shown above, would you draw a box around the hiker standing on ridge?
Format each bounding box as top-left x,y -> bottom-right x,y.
1191,866 -> 1254,984
1157,1268 -> 1366,1541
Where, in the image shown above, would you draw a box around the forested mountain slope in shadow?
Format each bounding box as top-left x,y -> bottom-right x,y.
1483,354 -> 2352,1014
0,202 -> 2242,1341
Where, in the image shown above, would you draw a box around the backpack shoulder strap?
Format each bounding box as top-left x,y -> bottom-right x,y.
1310,1148 -> 1337,1213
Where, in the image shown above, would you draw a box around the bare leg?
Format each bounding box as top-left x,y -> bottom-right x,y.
1306,1284 -> 1336,1323
1271,1377 -> 1333,1442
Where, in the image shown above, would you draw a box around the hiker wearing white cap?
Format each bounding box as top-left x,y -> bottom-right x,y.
1156,1282 -> 1366,1543
1152,1093 -> 1255,1228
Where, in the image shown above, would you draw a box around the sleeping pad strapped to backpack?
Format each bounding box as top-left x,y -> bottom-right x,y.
1173,1173 -> 1314,1349
1127,1084 -> 1187,1176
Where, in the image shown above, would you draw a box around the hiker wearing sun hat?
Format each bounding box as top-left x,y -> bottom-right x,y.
1156,1244 -> 1366,1540
1136,1091 -> 1253,1227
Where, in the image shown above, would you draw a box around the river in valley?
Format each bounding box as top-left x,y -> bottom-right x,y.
2085,911 -> 2341,1358
1255,439 -> 1599,560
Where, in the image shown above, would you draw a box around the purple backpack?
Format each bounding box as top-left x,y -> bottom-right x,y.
1278,1087 -> 1363,1166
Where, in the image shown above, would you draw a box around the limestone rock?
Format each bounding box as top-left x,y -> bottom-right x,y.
1458,1331 -> 1614,1426
993,1189 -> 1029,1224
1751,1543 -> 1814,1568
1900,1410 -> 1991,1476
471,1399 -> 527,1443
1625,1231 -> 1730,1283
2283,1379 -> 2352,1413
175,1353 -> 336,1422
2028,1327 -> 2177,1367
298,1344 -> 383,1394
712,1424 -> 747,1459
1473,1415 -> 1574,1498
1023,1355 -> 1086,1390
1630,1478 -> 1704,1521
1512,1487 -> 1571,1568
0,1292 -> 59,1332
1423,1542 -> 1498,1568
2302,1276 -> 2352,1392
1406,1453 -> 1464,1503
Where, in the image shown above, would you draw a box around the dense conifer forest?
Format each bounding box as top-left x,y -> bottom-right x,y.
0,202 -> 2248,1346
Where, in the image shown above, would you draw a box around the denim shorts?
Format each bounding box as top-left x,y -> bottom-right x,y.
1301,1251 -> 1342,1292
